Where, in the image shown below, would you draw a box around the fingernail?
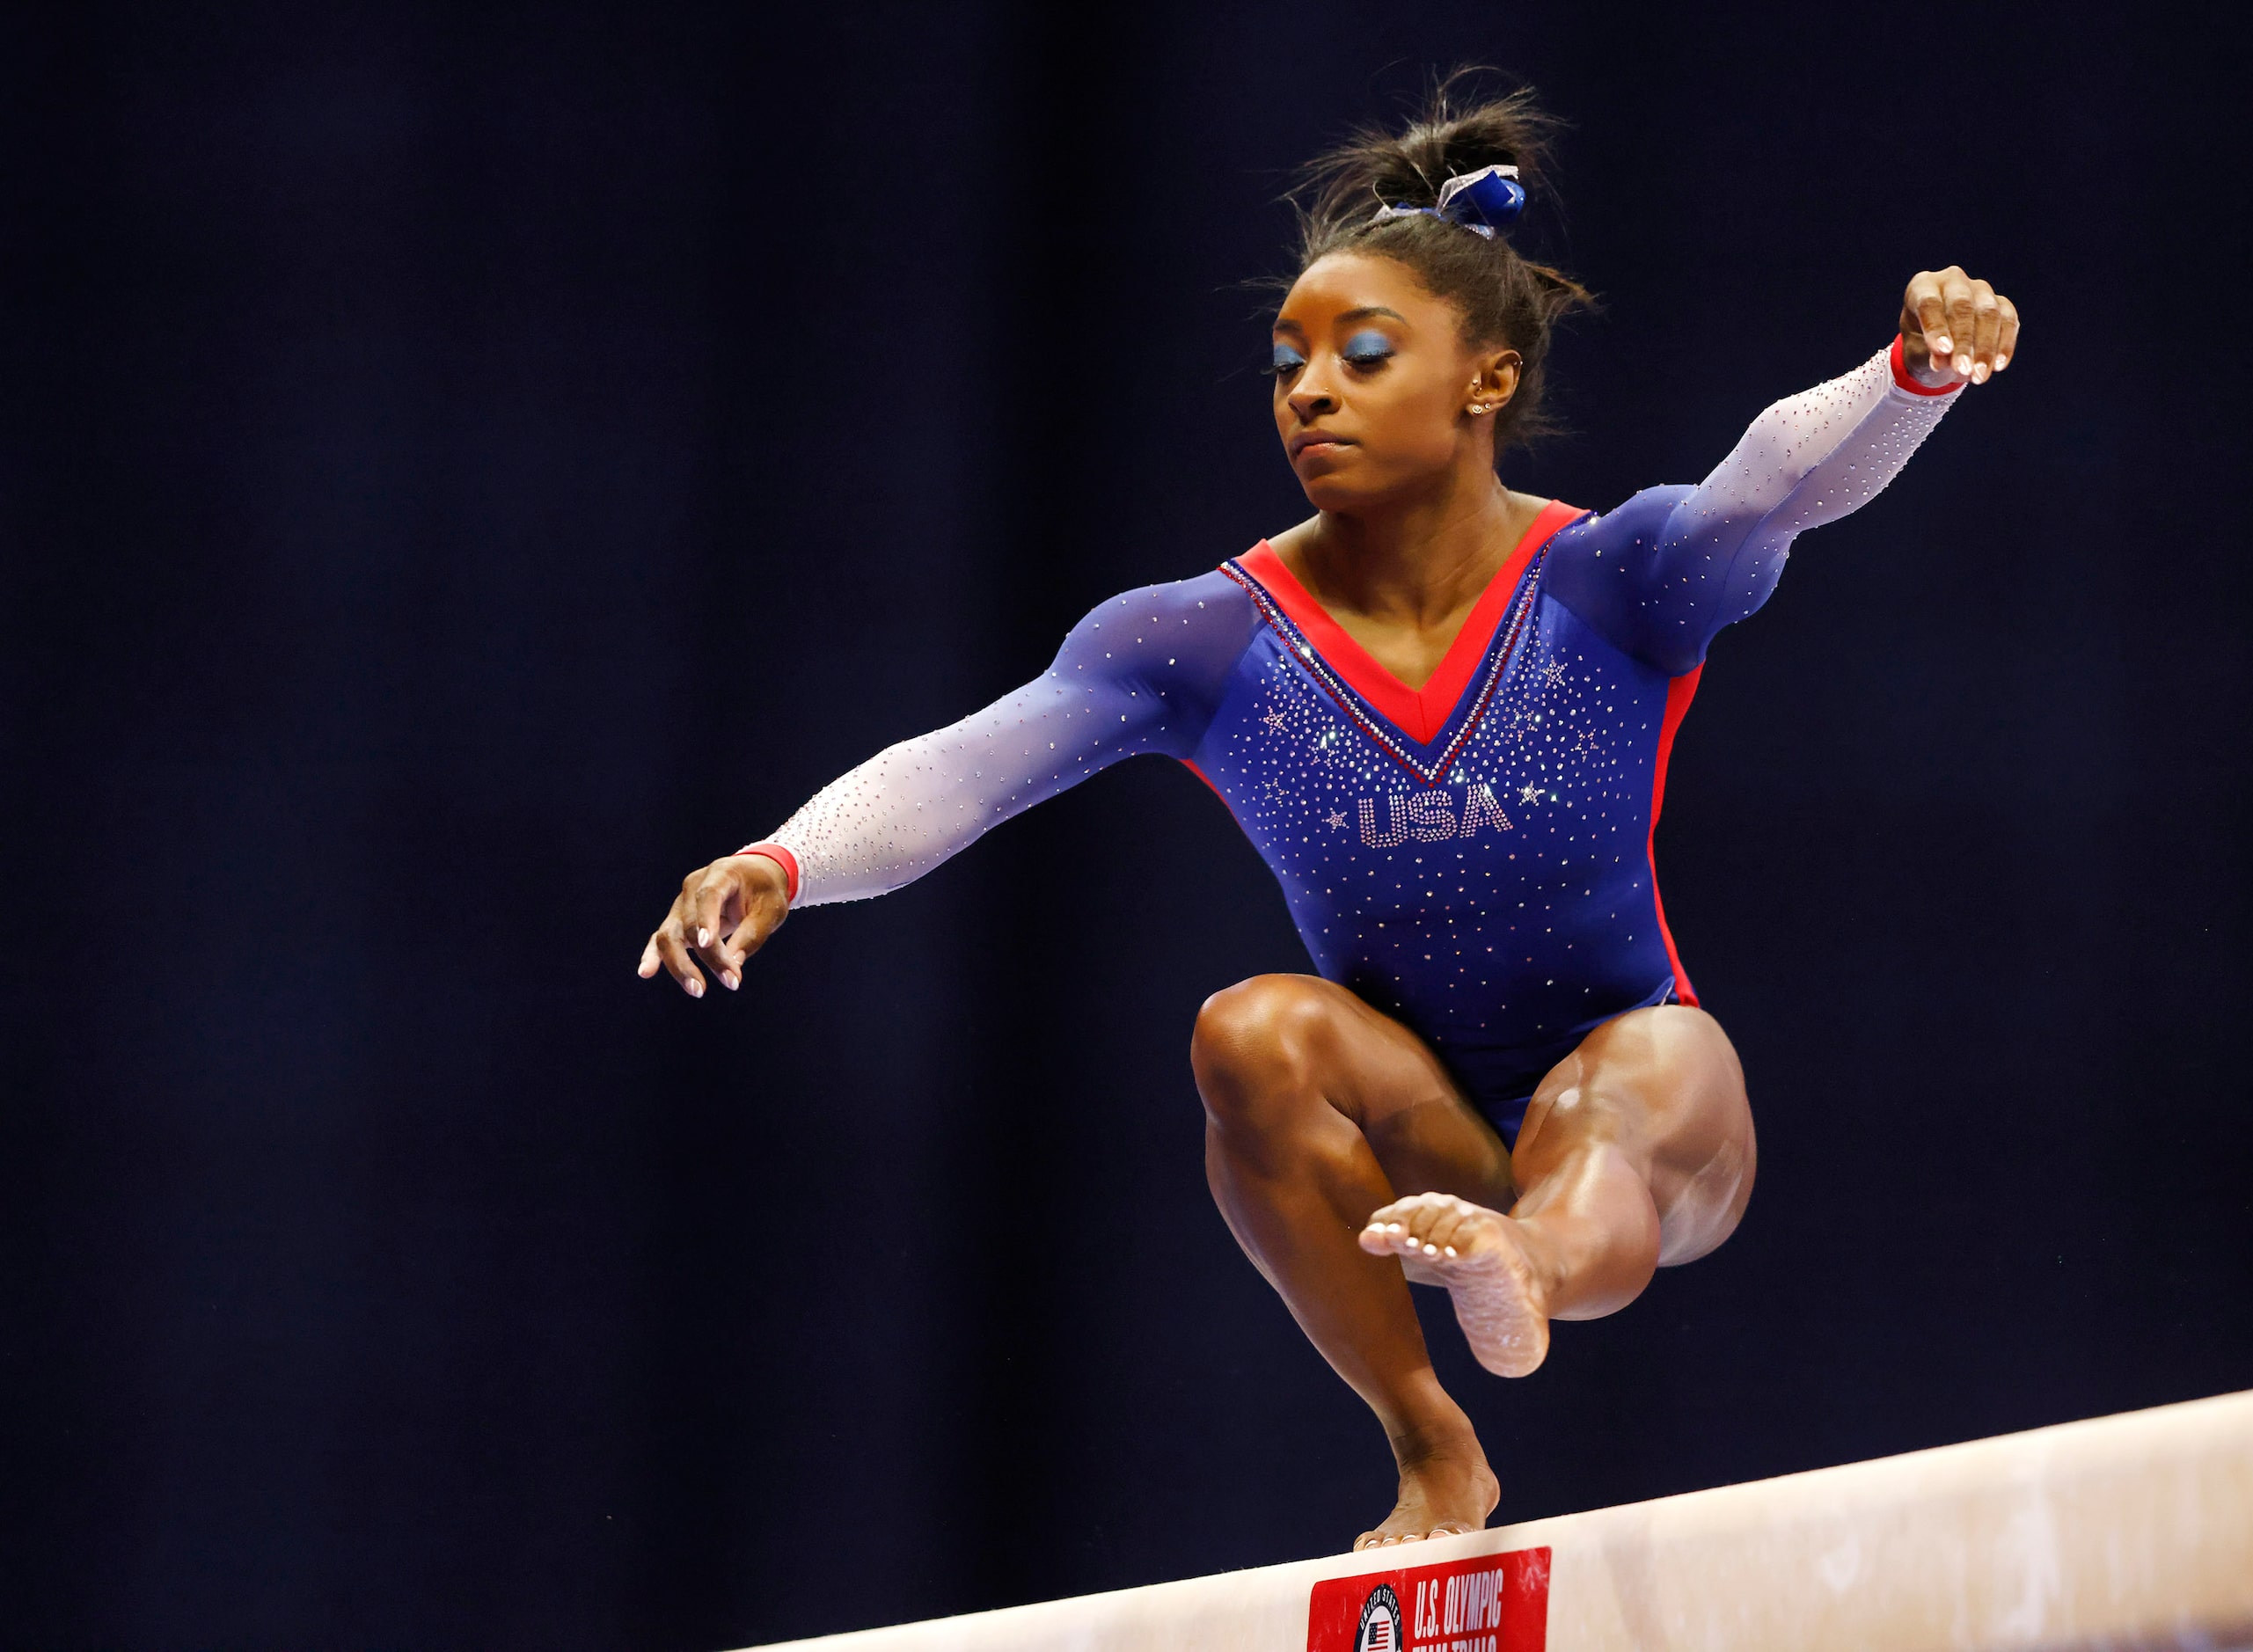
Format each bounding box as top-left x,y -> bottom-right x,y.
1954,353 -> 1971,376
1422,1242 -> 1438,1255
696,927 -> 711,947
1386,1223 -> 1403,1233
1972,362 -> 1989,384
722,972 -> 739,990
1932,335 -> 1952,354
686,977 -> 704,998
1444,1246 -> 1459,1258
1994,354 -> 2010,371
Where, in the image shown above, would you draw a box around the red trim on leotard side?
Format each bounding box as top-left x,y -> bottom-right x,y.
1181,757 -> 1248,828
735,842 -> 800,903
1234,499 -> 1586,744
1181,758 -> 1221,797
1890,333 -> 1965,398
1647,667 -> 1702,1008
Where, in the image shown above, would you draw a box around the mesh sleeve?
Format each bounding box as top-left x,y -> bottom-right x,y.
1545,342 -> 1962,676
756,569 -> 1255,907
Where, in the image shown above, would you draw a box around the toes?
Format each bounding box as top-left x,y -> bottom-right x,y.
1360,1189 -> 1487,1253
1419,1204 -> 1468,1256
1364,1196 -> 1416,1231
1357,1219 -> 1405,1256
1366,1191 -> 1442,1229
1364,1194 -> 1503,1263
1360,1217 -> 1423,1259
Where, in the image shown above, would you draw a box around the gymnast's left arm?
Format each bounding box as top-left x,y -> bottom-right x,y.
1544,266 -> 2019,676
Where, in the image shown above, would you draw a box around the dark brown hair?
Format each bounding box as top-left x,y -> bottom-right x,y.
1289,71 -> 1593,451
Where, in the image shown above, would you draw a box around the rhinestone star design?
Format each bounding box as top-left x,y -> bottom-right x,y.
1543,662 -> 1568,687
1518,781 -> 1544,805
1324,809 -> 1348,830
1261,709 -> 1288,733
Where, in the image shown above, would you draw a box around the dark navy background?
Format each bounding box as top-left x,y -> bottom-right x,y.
4,4 -> 2246,1647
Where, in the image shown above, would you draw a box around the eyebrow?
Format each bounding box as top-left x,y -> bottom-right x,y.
1272,305 -> 1408,335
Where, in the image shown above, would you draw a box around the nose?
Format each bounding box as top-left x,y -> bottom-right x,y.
1286,378 -> 1338,421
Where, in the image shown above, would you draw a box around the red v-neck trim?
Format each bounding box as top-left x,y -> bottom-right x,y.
1236,500 -> 1586,744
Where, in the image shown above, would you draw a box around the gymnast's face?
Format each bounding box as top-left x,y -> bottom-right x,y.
1269,252 -> 1519,512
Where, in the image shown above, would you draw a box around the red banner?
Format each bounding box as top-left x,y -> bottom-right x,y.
1305,1546 -> 1548,1652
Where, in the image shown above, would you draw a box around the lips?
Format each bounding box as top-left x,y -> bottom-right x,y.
1289,430 -> 1356,460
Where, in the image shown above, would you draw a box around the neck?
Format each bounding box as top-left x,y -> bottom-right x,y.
1297,464 -> 1520,626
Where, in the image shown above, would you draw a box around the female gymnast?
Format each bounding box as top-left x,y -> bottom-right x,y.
639,84 -> 2017,1549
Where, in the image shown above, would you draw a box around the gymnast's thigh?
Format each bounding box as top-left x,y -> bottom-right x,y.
1194,973 -> 1516,1209
1514,1003 -> 1755,1266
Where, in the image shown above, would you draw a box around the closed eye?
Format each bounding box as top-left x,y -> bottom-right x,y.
1264,343 -> 1307,377
1341,330 -> 1396,368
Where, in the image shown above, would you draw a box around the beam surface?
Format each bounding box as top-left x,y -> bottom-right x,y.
741,1389 -> 2253,1652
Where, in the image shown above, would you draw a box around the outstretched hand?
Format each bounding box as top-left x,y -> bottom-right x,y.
638,852 -> 790,998
1900,267 -> 2019,386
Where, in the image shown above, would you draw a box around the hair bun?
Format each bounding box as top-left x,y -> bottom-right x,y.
1284,70 -> 1593,457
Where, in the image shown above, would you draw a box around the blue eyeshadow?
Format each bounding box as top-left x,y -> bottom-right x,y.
1271,342 -> 1307,372
1342,330 -> 1395,362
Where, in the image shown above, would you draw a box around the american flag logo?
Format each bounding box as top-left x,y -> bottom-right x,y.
1353,1583 -> 1403,1652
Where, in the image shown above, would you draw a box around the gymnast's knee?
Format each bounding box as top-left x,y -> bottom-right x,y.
1191,975 -> 1339,1126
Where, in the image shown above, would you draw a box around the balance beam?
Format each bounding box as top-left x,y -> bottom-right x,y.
741,1388 -> 2253,1651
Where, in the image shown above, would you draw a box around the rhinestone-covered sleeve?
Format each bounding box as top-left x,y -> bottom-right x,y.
757,570 -> 1256,907
1546,342 -> 1962,675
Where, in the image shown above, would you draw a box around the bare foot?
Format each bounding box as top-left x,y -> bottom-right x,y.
1355,1438 -> 1500,1550
1360,1193 -> 1551,1378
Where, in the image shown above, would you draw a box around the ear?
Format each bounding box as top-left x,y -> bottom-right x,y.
1467,348 -> 1525,415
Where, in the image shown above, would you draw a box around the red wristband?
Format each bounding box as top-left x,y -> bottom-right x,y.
735,842 -> 800,903
1891,333 -> 1964,397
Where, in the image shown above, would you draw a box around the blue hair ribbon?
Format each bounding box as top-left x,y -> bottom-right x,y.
1371,164 -> 1525,238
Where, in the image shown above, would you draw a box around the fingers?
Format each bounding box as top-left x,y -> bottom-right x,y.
1942,269 -> 1983,380
713,856 -> 790,978
647,907 -> 707,998
714,904 -> 771,979
1964,278 -> 2008,384
683,868 -> 739,970
640,855 -> 793,999
1906,269 -> 1951,362
1903,267 -> 2020,385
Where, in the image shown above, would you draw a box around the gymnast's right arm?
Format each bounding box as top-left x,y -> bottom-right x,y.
639,571 -> 1255,997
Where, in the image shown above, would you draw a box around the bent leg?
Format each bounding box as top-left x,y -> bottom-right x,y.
1362,1006 -> 1754,1373
1515,1004 -> 1755,1296
1191,974 -> 1514,1548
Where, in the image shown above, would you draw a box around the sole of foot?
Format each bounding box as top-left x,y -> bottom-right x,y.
1360,1192 -> 1550,1378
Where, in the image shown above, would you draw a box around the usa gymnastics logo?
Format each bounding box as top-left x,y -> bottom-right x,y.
1304,1546 -> 1549,1652
1354,1583 -> 1402,1651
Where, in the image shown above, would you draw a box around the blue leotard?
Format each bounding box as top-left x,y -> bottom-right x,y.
747,341 -> 1962,1142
